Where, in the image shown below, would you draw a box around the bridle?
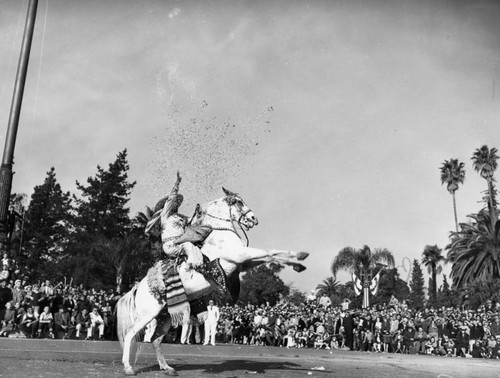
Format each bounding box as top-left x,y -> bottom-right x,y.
196,196 -> 251,246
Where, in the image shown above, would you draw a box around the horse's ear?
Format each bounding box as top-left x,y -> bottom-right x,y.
222,187 -> 235,196
195,203 -> 201,216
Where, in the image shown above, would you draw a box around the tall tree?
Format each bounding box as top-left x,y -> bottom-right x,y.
447,209 -> 500,288
409,259 -> 425,309
436,274 -> 455,308
440,158 -> 465,232
238,264 -> 290,306
74,149 -> 136,238
22,168 -> 73,279
331,245 -> 395,307
471,145 -> 499,229
421,245 -> 445,305
73,150 -> 136,286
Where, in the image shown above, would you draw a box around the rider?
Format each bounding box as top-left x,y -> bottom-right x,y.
143,173 -> 213,340
145,172 -> 211,263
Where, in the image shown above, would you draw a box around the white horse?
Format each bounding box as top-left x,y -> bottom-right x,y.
116,188 -> 308,376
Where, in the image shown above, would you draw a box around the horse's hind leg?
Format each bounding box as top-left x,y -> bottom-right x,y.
123,316 -> 155,375
152,317 -> 177,376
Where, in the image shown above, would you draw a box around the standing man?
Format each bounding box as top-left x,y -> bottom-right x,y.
11,279 -> 25,306
342,310 -> 355,350
203,300 -> 220,346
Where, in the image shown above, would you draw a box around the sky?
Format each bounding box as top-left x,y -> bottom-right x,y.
1,0 -> 500,294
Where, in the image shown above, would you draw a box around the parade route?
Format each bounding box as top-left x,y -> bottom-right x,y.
0,338 -> 498,378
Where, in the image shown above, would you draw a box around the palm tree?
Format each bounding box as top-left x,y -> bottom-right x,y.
331,245 -> 395,307
421,245 -> 445,304
440,159 -> 465,232
471,145 -> 499,228
447,209 -> 500,288
316,276 -> 340,299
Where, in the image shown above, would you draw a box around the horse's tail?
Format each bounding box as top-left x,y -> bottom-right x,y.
116,285 -> 141,348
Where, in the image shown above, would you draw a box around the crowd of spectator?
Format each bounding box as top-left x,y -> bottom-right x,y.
0,273 -> 120,341
2,254 -> 500,361
206,293 -> 500,360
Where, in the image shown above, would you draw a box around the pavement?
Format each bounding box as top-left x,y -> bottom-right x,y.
0,338 -> 498,377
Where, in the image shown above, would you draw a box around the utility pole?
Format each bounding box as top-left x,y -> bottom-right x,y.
0,0 -> 39,246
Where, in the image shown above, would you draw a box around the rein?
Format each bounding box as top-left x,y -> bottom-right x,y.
199,204 -> 250,247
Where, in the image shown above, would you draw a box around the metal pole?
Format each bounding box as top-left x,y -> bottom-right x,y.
0,0 -> 39,243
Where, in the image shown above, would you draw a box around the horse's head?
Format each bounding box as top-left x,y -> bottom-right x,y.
221,187 -> 258,230
195,188 -> 258,231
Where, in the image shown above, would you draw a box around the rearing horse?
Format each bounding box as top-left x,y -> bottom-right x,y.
116,188 -> 308,376
194,187 -> 309,274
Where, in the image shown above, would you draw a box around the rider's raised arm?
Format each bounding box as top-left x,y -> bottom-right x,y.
160,172 -> 183,218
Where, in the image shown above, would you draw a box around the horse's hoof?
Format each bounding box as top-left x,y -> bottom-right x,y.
296,251 -> 309,261
164,368 -> 178,376
124,367 -> 136,376
293,264 -> 307,273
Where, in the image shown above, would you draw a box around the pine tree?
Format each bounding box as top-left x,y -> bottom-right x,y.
74,149 -> 136,238
409,259 -> 425,309
437,274 -> 455,308
22,168 -> 73,279
72,150 -> 137,288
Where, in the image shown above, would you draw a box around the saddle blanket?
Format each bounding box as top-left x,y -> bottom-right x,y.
146,260 -> 189,328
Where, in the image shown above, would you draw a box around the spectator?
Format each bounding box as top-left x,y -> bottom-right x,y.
455,324 -> 470,357
469,318 -> 485,352
341,298 -> 351,311
490,316 -> 500,338
284,326 -> 297,348
31,284 -> 42,316
306,290 -> 316,303
14,302 -> 25,326
413,326 -> 427,354
37,306 -> 54,338
88,307 -> 105,340
403,321 -> 415,354
471,339 -> 486,359
1,253 -> 11,271
0,301 -> 16,337
23,285 -> 34,308
19,307 -> 38,338
54,307 -> 74,339
203,300 -> 219,346
11,279 -> 25,306
342,310 -> 355,350
75,308 -> 90,339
